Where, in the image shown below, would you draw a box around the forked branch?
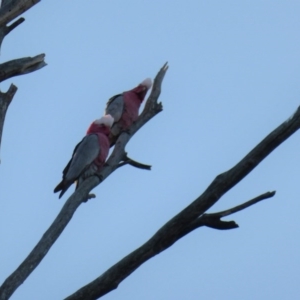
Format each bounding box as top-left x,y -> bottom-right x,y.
0,17 -> 24,48
117,152 -> 151,170
190,191 -> 276,230
0,0 -> 46,157
64,107 -> 300,300
0,0 -> 40,28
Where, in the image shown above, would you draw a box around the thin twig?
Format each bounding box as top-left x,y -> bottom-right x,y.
5,17 -> 25,34
207,191 -> 276,218
117,153 -> 151,170
185,191 -> 276,231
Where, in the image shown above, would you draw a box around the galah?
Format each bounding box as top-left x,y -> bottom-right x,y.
105,78 -> 152,145
54,114 -> 114,199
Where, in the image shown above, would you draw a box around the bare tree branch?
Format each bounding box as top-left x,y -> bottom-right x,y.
0,63 -> 168,300
63,108 -> 300,300
1,1 -> 14,8
1,1 -> 8,8
0,84 -> 17,158
0,17 -> 24,49
0,0 -> 39,50
0,1 -> 45,157
116,153 -> 151,170
0,54 -> 46,155
0,54 -> 47,82
205,190 -> 276,218
189,191 -> 276,230
0,0 -> 40,28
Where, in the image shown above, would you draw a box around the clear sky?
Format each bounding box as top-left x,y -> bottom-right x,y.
1,1 -> 300,299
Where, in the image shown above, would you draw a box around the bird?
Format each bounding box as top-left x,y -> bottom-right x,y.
105,78 -> 152,145
54,114 -> 114,199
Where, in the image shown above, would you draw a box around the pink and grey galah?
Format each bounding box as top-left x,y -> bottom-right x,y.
105,78 -> 152,145
54,114 -> 114,199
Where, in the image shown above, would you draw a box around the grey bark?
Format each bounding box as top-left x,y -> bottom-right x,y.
62,105 -> 300,300
0,17 -> 24,49
0,84 -> 17,156
0,0 -> 45,156
0,63 -> 168,300
65,192 -> 276,300
0,0 -> 40,28
0,55 -> 46,82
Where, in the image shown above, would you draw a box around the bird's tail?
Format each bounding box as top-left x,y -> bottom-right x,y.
54,180 -> 71,199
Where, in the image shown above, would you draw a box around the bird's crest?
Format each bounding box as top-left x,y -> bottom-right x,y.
140,78 -> 152,89
94,114 -> 114,127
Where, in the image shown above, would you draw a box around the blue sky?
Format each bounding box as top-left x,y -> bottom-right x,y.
1,1 -> 300,299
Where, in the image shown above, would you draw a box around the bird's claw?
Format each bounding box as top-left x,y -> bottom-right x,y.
95,174 -> 103,182
122,128 -> 131,135
83,193 -> 96,203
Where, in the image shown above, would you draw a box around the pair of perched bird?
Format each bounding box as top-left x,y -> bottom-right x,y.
54,78 -> 153,198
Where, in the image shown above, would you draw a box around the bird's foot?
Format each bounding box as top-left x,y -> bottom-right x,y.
95,174 -> 103,182
83,193 -> 96,203
122,128 -> 131,135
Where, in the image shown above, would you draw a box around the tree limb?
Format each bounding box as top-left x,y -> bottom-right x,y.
189,191 -> 276,230
0,1 -> 45,158
1,1 -> 14,8
0,54 -> 47,82
63,107 -> 300,300
0,84 -> 17,158
0,54 -> 46,157
205,190 -> 276,218
116,153 -> 151,170
0,0 -> 39,50
0,0 -> 40,28
0,62 -> 168,300
0,17 -> 24,49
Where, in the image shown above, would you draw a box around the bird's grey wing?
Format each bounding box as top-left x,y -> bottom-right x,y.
65,134 -> 100,181
62,139 -> 83,177
105,94 -> 124,122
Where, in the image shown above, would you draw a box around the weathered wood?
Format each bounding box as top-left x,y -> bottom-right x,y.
0,0 -> 45,157
0,54 -> 46,82
1,1 -> 14,8
0,17 -> 24,49
0,0 -> 40,50
0,0 -> 40,28
0,63 -> 168,300
63,107 -> 300,300
117,153 -> 152,170
190,191 -> 276,230
0,53 -> 46,154
0,84 -> 17,157
0,0 -> 46,296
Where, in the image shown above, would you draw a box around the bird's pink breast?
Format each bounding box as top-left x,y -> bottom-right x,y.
121,91 -> 142,129
93,132 -> 109,169
86,123 -> 110,169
